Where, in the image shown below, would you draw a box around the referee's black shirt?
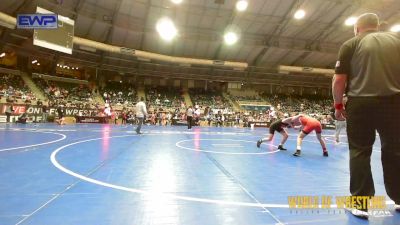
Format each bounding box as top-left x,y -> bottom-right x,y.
335,31 -> 400,97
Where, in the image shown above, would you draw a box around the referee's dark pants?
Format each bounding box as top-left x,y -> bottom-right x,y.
187,116 -> 192,129
6,112 -> 11,122
136,117 -> 144,133
347,93 -> 400,206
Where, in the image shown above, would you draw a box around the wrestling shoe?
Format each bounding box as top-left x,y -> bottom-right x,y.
345,208 -> 369,219
293,150 -> 301,157
278,145 -> 287,151
323,151 -> 329,157
256,140 -> 262,148
395,204 -> 400,212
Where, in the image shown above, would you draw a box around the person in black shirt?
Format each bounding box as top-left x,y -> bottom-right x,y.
186,106 -> 194,130
333,13 -> 400,218
215,111 -> 223,127
41,104 -> 48,123
16,112 -> 28,124
57,105 -> 66,125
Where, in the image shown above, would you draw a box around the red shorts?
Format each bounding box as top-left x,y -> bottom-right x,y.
300,116 -> 322,134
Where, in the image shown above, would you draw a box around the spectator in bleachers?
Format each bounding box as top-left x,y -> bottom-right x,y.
0,74 -> 36,104
189,88 -> 233,113
146,86 -> 184,110
101,81 -> 137,107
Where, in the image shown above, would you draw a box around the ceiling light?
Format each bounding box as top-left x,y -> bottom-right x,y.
390,24 -> 400,32
156,18 -> 178,41
0,52 -> 5,57
37,63 -> 40,66
236,0 -> 248,12
224,32 -> 238,45
32,60 -> 37,64
170,0 -> 183,4
294,9 -> 306,20
345,17 -> 357,26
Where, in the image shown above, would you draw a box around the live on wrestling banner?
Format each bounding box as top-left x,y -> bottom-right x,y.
0,103 -> 99,116
288,195 -> 393,216
0,103 -> 101,123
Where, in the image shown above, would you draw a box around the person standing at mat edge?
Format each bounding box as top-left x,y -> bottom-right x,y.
330,95 -> 347,143
5,104 -> 14,123
186,105 -> 193,130
333,13 -> 400,219
135,97 -> 147,134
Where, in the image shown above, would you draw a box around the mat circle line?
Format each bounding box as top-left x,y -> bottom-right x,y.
50,134 -> 394,208
0,129 -> 67,152
176,139 -> 279,155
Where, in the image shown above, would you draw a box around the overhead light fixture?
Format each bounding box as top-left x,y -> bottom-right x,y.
170,0 -> 183,4
224,32 -> 239,45
37,63 -> 40,66
294,9 -> 306,20
32,60 -> 38,64
390,24 -> 400,32
0,52 -> 5,57
156,17 -> 178,41
236,0 -> 248,12
345,17 -> 357,26
76,67 -> 79,70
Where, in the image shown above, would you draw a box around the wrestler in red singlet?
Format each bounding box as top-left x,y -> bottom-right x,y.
299,115 -> 322,135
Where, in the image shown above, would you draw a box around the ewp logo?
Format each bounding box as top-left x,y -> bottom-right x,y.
17,14 -> 58,29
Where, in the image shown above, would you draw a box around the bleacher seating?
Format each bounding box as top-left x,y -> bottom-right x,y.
146,86 -> 185,110
33,78 -> 94,107
101,81 -> 137,107
189,88 -> 233,111
261,93 -> 332,116
0,73 -> 36,103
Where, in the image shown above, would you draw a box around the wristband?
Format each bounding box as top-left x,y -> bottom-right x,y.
334,103 -> 344,110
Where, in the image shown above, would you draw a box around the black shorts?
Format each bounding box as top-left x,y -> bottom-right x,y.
269,120 -> 284,134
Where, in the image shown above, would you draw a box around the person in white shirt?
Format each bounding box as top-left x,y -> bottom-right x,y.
333,95 -> 347,143
104,106 -> 111,116
135,97 -> 147,134
167,112 -> 172,125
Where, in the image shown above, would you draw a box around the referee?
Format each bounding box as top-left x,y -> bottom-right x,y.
186,105 -> 193,130
333,13 -> 400,218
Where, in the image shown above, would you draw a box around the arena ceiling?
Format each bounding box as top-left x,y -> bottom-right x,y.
0,0 -> 399,86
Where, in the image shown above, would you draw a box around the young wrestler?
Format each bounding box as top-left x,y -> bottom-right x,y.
284,114 -> 328,157
256,119 -> 290,150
